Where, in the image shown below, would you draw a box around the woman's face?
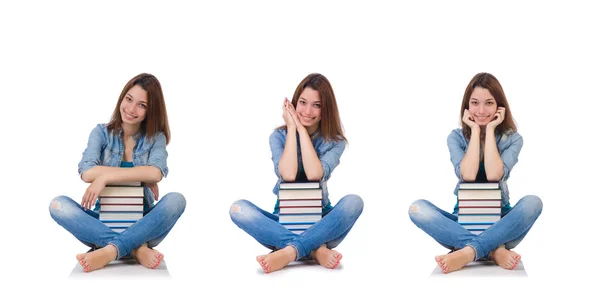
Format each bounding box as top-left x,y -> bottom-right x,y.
295,87 -> 322,129
468,87 -> 498,127
120,84 -> 148,126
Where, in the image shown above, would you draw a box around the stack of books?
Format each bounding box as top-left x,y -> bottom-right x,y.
278,182 -> 322,234
99,182 -> 144,233
457,182 -> 501,235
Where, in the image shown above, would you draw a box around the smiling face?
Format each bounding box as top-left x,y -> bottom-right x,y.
295,87 -> 322,131
120,84 -> 148,127
468,86 -> 497,127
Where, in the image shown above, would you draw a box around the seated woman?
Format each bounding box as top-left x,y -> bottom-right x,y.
49,73 -> 186,272
230,73 -> 364,273
409,72 -> 542,273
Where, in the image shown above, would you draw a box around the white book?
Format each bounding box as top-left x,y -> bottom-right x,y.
458,214 -> 501,223
458,200 -> 502,207
280,182 -> 320,189
458,189 -> 501,200
100,204 -> 144,212
278,189 -> 322,200
279,199 -> 322,207
100,197 -> 144,205
279,207 -> 322,214
279,214 -> 322,223
103,222 -> 136,228
458,207 -> 501,214
100,186 -> 144,197
282,223 -> 315,229
459,182 -> 499,189
99,212 -> 143,220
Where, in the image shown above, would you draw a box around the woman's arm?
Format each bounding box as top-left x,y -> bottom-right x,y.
460,110 -> 481,182
285,101 -> 323,181
483,107 -> 506,181
275,98 -> 299,182
82,166 -> 162,184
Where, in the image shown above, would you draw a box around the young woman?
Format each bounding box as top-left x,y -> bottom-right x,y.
49,73 -> 186,272
408,72 -> 543,274
230,73 -> 364,274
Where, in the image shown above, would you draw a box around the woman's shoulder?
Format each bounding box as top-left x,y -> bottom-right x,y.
498,129 -> 523,146
269,127 -> 287,139
448,128 -> 466,140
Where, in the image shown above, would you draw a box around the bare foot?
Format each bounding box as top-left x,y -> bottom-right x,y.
434,254 -> 446,264
132,244 -> 164,269
256,246 -> 297,273
490,246 -> 520,270
437,246 -> 475,274
76,245 -> 118,272
311,245 -> 342,269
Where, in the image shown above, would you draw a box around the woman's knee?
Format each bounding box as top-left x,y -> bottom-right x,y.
519,195 -> 543,216
408,199 -> 435,222
161,192 -> 187,215
49,195 -> 77,218
229,199 -> 257,222
339,194 -> 364,213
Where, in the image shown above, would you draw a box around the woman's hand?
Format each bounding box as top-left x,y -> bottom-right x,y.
462,109 -> 479,130
282,98 -> 297,130
146,182 -> 159,201
487,107 -> 505,130
81,176 -> 107,210
285,99 -> 306,134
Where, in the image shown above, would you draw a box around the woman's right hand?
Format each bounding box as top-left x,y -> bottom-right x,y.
282,98 -> 296,129
462,109 -> 479,130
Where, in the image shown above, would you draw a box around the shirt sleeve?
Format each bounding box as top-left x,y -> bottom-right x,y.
499,132 -> 523,181
147,132 -> 169,178
447,129 -> 466,181
78,124 -> 106,179
319,139 -> 346,182
269,130 -> 285,179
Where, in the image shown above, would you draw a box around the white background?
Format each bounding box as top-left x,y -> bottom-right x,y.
1,0 -> 598,294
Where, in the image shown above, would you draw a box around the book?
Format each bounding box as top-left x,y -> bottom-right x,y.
100,204 -> 144,212
457,214 -> 501,223
99,211 -> 144,220
458,207 -> 501,214
279,199 -> 322,207
278,213 -> 322,223
98,184 -> 144,232
99,197 -> 144,204
459,182 -> 499,190
458,199 -> 502,207
457,189 -> 501,200
106,181 -> 143,187
278,189 -> 322,200
279,182 -> 320,189
278,182 -> 323,234
99,186 -> 144,197
279,206 -> 322,214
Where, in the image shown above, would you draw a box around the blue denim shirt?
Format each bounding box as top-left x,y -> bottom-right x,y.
78,123 -> 169,209
269,128 -> 346,214
447,128 -> 523,214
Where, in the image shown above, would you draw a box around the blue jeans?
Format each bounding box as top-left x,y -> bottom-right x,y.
49,192 -> 186,259
230,194 -> 364,260
408,195 -> 542,260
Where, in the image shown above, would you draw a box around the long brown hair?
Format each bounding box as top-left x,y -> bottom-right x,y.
460,72 -> 516,139
279,73 -> 346,142
107,73 -> 171,144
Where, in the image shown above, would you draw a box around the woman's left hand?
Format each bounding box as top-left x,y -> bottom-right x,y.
286,100 -> 306,133
147,183 -> 159,201
488,107 -> 505,129
81,176 -> 107,210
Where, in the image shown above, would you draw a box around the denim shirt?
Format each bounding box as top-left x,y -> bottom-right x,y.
78,123 -> 169,209
447,128 -> 523,214
269,128 -> 346,214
